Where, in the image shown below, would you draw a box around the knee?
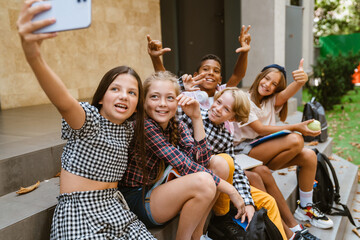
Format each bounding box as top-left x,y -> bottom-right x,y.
246,170 -> 263,186
258,192 -> 277,212
300,149 -> 317,169
209,154 -> 233,180
286,133 -> 304,151
192,172 -> 217,198
252,166 -> 275,183
253,165 -> 272,177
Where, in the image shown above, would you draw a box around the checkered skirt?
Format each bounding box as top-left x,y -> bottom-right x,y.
50,188 -> 156,240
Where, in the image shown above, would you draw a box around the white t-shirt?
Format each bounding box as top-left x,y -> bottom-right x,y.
232,93 -> 283,145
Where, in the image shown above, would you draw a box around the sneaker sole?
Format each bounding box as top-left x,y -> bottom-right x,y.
294,211 -> 333,229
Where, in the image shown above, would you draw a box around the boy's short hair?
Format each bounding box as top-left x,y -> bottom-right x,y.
214,87 -> 250,124
196,54 -> 222,72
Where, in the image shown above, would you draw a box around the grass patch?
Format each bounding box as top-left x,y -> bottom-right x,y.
327,87 -> 360,165
300,86 -> 360,165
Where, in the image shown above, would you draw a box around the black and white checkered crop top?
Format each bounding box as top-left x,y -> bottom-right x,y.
61,102 -> 134,182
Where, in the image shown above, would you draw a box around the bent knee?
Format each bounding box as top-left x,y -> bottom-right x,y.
300,149 -> 317,168
210,155 -> 233,180
252,165 -> 272,176
286,133 -> 304,150
255,192 -> 277,211
192,172 -> 217,197
245,170 -> 262,186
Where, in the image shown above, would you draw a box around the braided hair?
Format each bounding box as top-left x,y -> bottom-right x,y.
143,71 -> 181,183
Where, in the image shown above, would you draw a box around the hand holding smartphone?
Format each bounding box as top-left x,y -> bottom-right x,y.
32,0 -> 92,33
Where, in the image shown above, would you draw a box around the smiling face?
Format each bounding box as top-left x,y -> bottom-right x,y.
144,80 -> 178,130
99,73 -> 139,125
208,91 -> 236,125
195,59 -> 222,95
257,71 -> 281,98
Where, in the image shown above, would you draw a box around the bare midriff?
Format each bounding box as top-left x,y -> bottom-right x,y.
60,168 -> 118,194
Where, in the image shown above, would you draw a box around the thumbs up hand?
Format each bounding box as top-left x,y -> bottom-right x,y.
292,58 -> 308,84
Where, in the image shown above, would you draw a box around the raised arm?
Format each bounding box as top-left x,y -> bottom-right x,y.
226,25 -> 251,87
275,58 -> 308,107
176,94 -> 205,141
17,0 -> 85,129
147,35 -> 170,72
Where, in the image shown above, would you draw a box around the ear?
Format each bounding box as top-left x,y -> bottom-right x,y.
228,116 -> 236,122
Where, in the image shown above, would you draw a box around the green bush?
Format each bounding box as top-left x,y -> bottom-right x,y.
306,51 -> 360,110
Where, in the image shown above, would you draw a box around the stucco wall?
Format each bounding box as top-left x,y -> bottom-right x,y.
0,0 -> 161,110
240,0 -> 276,88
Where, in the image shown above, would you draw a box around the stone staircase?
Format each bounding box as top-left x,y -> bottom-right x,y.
0,99 -> 358,240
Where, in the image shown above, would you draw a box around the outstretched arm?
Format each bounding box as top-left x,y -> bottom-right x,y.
226,25 -> 251,87
275,58 -> 308,106
248,119 -> 321,137
147,35 -> 171,72
17,0 -> 85,129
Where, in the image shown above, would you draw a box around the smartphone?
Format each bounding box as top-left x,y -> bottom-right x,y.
32,0 -> 91,33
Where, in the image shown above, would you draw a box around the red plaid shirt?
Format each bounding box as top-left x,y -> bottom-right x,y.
120,118 -> 220,187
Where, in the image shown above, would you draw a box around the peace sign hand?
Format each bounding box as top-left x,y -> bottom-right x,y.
235,25 -> 251,53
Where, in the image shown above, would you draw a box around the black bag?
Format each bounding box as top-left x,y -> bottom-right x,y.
245,208 -> 283,240
312,148 -> 357,226
207,208 -> 282,240
302,97 -> 328,142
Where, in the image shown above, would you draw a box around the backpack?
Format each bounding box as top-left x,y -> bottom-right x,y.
311,148 -> 356,226
245,208 -> 283,240
302,97 -> 328,142
207,208 -> 282,240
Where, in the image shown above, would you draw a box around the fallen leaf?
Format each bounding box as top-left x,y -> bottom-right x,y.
16,181 -> 40,195
328,156 -> 335,160
304,223 -> 311,228
278,172 -> 287,176
306,141 -> 319,146
54,172 -> 61,177
354,209 -> 360,213
348,156 -> 354,162
287,166 -> 297,172
352,228 -> 360,238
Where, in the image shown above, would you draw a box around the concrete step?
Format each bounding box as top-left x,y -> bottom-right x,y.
303,154 -> 358,239
0,132 -> 64,197
343,183 -> 360,240
0,103 -> 353,240
0,103 -> 64,197
273,153 -> 358,240
0,178 -> 59,240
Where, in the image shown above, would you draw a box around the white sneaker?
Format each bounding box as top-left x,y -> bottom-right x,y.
200,232 -> 213,240
294,202 -> 334,229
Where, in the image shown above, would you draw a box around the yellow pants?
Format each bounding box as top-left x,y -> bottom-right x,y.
212,154 -> 286,240
212,153 -> 235,215
251,186 -> 286,240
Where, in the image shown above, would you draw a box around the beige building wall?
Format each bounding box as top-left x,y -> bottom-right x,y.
0,0 -> 161,110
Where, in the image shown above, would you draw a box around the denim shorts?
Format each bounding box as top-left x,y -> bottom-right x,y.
119,187 -> 162,228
